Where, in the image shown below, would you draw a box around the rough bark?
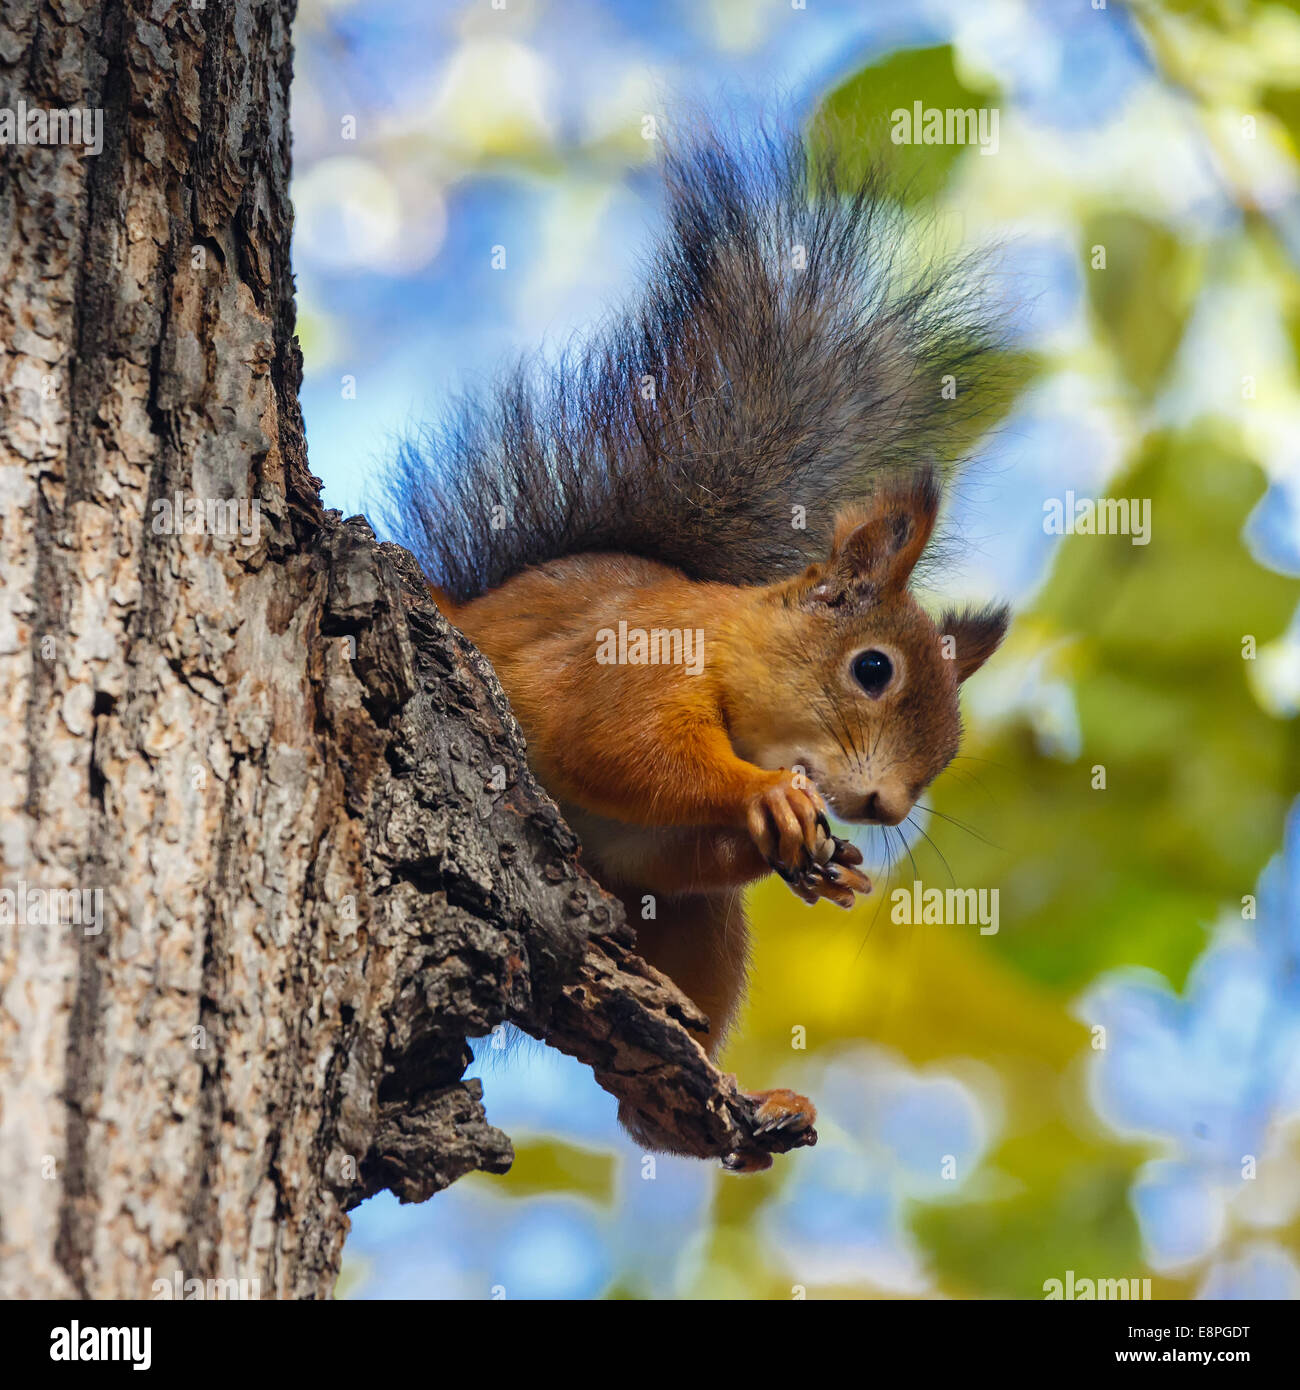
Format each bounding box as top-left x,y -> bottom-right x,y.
0,0 -> 810,1301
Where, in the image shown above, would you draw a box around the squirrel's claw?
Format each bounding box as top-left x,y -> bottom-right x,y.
821,857 -> 871,896
755,1111 -> 802,1135
830,835 -> 864,866
766,856 -> 796,884
722,1149 -> 774,1174
767,859 -> 823,906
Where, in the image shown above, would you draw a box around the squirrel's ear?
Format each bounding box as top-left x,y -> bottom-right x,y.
829,469 -> 941,594
940,603 -> 1010,682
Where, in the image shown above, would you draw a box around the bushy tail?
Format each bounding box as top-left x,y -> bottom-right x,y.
383,120 -> 1007,600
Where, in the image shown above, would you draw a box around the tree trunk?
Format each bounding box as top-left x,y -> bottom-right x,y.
0,0 -> 810,1301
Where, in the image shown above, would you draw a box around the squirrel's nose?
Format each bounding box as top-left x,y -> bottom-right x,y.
861,790 -> 905,826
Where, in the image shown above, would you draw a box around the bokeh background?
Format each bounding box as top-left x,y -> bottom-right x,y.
289,0 -> 1300,1299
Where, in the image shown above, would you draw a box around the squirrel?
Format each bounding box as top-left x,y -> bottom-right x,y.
386,122 -> 1010,1169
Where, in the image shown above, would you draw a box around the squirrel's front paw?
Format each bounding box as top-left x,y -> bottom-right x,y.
745,771 -> 827,878
745,773 -> 870,907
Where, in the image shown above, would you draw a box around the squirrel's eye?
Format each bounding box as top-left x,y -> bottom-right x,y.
852,649 -> 893,697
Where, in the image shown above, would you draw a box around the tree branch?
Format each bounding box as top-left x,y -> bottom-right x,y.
328,520 -> 813,1206
539,933 -> 817,1167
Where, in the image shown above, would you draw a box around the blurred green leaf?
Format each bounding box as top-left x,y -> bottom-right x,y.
931,426 -> 1300,991
914,1158 -> 1163,1299
816,45 -> 999,203
476,1139 -> 615,1203
1082,214 -> 1204,400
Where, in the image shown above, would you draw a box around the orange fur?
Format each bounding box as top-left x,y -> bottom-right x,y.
433,478 -> 1007,1155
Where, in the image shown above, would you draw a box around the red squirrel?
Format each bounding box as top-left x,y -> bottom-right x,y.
388,123 -> 1010,1167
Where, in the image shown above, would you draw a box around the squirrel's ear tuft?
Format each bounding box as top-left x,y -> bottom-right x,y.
829,468 -> 941,595
940,603 -> 1010,682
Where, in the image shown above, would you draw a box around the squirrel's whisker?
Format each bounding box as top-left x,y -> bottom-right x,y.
914,802 -> 1003,851
905,813 -> 958,889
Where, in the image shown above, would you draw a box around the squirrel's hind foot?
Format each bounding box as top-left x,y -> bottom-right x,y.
722,1088 -> 818,1173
